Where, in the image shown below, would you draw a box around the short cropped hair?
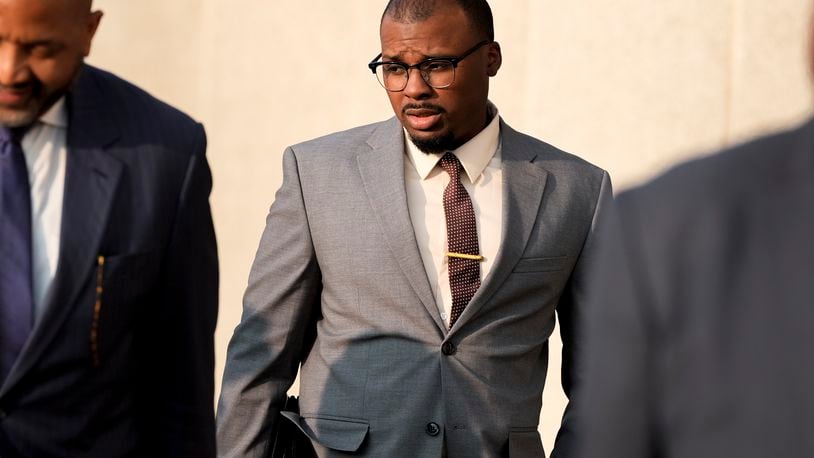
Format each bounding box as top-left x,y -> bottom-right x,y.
382,0 -> 495,41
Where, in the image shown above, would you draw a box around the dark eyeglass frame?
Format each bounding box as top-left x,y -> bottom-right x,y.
368,40 -> 493,91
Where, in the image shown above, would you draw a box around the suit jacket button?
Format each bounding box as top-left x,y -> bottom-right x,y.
426,422 -> 441,436
442,342 -> 456,355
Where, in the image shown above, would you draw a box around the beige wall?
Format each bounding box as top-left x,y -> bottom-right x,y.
89,0 -> 812,450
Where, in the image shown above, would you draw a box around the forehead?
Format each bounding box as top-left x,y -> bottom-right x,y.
0,0 -> 84,37
380,6 -> 476,58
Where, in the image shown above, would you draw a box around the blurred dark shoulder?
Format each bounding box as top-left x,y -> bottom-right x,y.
618,117 -> 814,217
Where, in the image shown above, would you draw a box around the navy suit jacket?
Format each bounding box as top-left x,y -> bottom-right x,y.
577,119 -> 814,457
0,65 -> 218,457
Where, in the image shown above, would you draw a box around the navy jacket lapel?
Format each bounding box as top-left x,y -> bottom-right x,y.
1,67 -> 122,395
450,120 -> 548,333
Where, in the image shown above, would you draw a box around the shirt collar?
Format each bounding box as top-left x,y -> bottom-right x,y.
405,102 -> 500,183
38,97 -> 68,128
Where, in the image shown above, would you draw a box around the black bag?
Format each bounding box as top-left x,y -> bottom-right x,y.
270,396 -> 317,458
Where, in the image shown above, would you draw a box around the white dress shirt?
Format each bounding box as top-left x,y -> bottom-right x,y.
22,98 -> 67,319
404,105 -> 502,328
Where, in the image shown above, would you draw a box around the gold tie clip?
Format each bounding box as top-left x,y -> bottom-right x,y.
446,252 -> 485,262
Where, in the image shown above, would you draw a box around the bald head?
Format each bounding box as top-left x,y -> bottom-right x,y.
0,0 -> 96,22
56,0 -> 95,21
0,0 -> 102,126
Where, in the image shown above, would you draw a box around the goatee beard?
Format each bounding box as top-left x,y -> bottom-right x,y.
409,131 -> 459,155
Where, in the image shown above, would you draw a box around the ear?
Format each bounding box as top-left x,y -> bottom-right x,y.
82,10 -> 104,57
486,41 -> 502,77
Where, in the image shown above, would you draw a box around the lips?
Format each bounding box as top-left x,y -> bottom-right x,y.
0,87 -> 32,107
403,107 -> 444,131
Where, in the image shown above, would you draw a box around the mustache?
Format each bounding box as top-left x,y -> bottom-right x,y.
402,103 -> 446,115
0,82 -> 36,92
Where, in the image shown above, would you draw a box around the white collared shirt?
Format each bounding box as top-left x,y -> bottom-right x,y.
404,105 -> 503,328
22,98 -> 68,319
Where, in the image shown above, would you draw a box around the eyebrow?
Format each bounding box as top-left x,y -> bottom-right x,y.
381,52 -> 455,62
23,39 -> 54,47
381,52 -> 414,62
0,37 -> 51,49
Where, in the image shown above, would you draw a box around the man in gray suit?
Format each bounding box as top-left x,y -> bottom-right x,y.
218,0 -> 610,456
575,27 -> 814,458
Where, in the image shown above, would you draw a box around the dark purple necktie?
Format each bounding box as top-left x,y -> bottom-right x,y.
0,125 -> 33,382
440,153 -> 481,328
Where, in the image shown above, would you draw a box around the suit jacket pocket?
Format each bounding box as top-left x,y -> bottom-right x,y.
100,251 -> 161,304
281,411 -> 369,452
93,251 -> 160,363
508,428 -> 545,458
512,256 -> 567,273
103,251 -> 158,292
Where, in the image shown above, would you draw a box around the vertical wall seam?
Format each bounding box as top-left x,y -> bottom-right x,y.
521,0 -> 537,132
724,0 -> 743,146
197,0 -> 218,127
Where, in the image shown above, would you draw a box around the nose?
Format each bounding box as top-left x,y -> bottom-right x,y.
402,67 -> 434,100
0,43 -> 28,87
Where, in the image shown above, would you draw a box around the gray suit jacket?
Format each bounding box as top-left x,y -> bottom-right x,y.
576,119 -> 814,457
218,117 -> 611,457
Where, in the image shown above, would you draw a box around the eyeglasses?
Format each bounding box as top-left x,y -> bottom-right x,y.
368,40 -> 492,92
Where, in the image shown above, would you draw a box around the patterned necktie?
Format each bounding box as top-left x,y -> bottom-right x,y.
439,153 -> 481,328
0,125 -> 33,382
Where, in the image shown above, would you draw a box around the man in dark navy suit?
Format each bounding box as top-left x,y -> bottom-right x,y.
0,0 -> 218,456
575,13 -> 814,458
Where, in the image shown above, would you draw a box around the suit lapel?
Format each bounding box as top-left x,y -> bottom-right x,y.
358,118 -> 446,334
450,120 -> 548,333
1,67 -> 122,395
